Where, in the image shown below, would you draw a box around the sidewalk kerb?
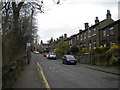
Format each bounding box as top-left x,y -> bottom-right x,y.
87,67 -> 120,76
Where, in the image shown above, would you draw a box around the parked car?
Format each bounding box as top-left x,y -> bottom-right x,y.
47,52 -> 56,60
62,55 -> 77,65
34,51 -> 39,54
43,53 -> 48,57
46,53 -> 49,58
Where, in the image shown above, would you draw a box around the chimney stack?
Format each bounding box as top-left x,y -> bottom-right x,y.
79,29 -> 82,33
64,33 -> 67,38
84,23 -> 89,30
106,10 -> 111,19
95,17 -> 99,24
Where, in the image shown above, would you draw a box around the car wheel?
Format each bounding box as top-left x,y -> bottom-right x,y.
62,60 -> 64,64
65,61 -> 68,65
74,62 -> 77,65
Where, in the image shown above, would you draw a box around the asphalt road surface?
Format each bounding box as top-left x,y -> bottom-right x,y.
34,53 -> 119,88
0,35 -> 2,89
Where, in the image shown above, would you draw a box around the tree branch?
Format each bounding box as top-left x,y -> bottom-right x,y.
2,2 -> 8,10
12,2 -> 16,11
18,0 -> 25,11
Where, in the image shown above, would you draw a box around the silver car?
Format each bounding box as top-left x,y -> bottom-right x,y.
47,52 -> 56,60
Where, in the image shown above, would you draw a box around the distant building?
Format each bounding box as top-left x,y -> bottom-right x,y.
48,33 -> 68,51
40,40 -> 50,52
32,43 -> 40,51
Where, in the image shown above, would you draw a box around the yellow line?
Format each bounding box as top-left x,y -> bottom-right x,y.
60,69 -> 63,72
37,62 -> 51,90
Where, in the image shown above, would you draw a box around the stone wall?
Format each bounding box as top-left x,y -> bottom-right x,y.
76,53 -> 114,66
77,54 -> 91,64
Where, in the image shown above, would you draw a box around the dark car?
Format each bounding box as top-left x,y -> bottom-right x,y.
62,55 -> 77,65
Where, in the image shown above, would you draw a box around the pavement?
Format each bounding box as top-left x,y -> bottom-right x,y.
11,54 -> 44,88
84,64 -> 120,76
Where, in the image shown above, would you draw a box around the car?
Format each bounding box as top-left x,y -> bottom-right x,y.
47,52 -> 56,60
34,51 -> 39,54
46,54 -> 49,58
43,53 -> 48,57
62,55 -> 77,65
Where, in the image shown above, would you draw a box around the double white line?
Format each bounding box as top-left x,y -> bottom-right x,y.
37,62 -> 51,90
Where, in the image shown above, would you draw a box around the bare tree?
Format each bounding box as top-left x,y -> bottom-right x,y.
2,0 -> 43,65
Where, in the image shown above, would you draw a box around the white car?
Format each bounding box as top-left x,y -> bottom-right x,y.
34,51 -> 39,54
47,52 -> 56,60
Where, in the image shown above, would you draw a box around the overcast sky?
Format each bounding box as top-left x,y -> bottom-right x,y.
36,0 -> 119,43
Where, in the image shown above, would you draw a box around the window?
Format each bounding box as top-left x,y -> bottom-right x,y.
84,32 -> 86,39
75,37 -> 77,41
104,44 -> 106,47
80,43 -> 82,47
81,44 -> 82,47
88,30 -> 91,38
77,35 -> 79,40
89,43 -> 91,50
93,28 -> 96,36
70,40 -> 72,44
107,33 -> 109,36
94,41 -> 96,49
110,41 -> 114,46
80,34 -> 82,40
0,24 -> 1,34
69,41 -> 71,45
83,43 -> 86,47
110,27 -> 114,35
100,44 -> 103,47
103,30 -> 106,37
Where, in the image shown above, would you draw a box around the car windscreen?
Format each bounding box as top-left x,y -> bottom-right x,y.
50,52 -> 56,55
66,55 -> 75,59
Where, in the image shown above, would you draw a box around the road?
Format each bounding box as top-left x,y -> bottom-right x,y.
0,35 -> 2,89
34,53 -> 119,88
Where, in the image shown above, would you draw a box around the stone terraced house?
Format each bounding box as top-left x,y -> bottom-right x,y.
65,10 -> 119,51
49,10 -> 120,52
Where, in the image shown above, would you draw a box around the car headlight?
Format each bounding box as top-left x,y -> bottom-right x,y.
67,59 -> 70,61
